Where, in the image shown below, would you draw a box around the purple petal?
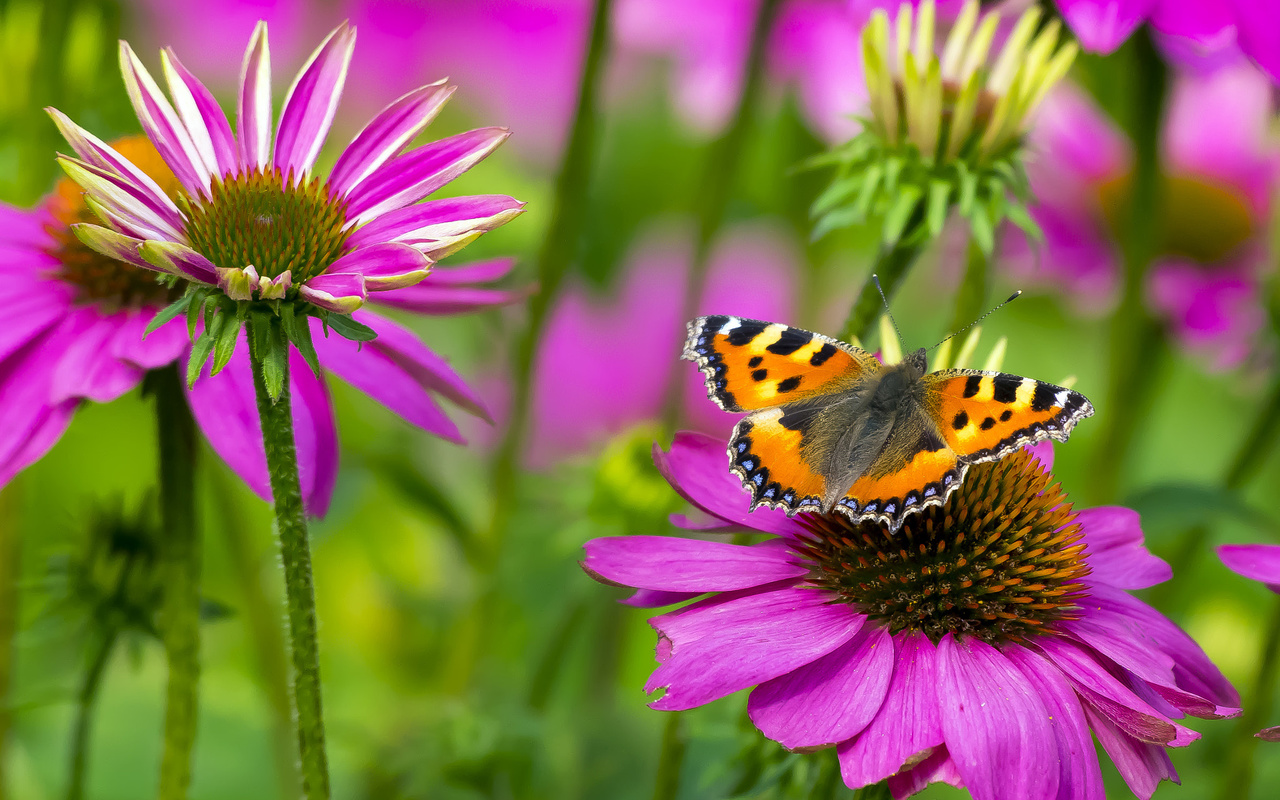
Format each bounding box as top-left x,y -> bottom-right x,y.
1034,637 -> 1188,745
419,257 -> 516,286
654,432 -> 807,538
138,240 -> 219,284
1149,0 -> 1235,43
329,81 -> 457,196
368,284 -> 526,315
325,242 -> 432,290
299,273 -> 367,313
1082,705 -> 1178,799
118,41 -> 212,195
186,339 -> 336,516
58,157 -> 184,241
1079,507 -> 1172,589
748,625 -> 894,750
274,23 -> 356,178
837,631 -> 943,789
1003,646 -> 1106,800
1232,0 -> 1280,84
936,635 -> 1059,800
645,586 -> 863,711
237,21 -> 272,171
351,310 -> 491,419
0,290 -> 69,365
1257,725 -> 1280,741
344,127 -> 511,224
49,309 -> 145,403
311,315 -> 462,442
582,536 -> 805,593
160,49 -> 238,178
1217,543 -> 1280,590
109,309 -> 188,371
1052,0 -> 1153,54
0,397 -> 76,488
0,320 -> 81,484
46,108 -> 186,229
885,747 -> 964,800
622,589 -> 703,608
1146,259 -> 1264,371
344,195 -> 526,250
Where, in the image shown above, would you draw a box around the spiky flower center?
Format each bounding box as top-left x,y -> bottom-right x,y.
792,449 -> 1090,644
1099,172 -> 1256,266
47,136 -> 180,309
182,169 -> 351,282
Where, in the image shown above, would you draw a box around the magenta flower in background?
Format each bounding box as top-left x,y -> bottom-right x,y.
1053,0 -> 1280,81
1217,543 -> 1280,741
19,22 -> 523,509
1003,64 -> 1279,369
526,222 -> 799,467
614,0 -> 865,142
584,434 -> 1239,798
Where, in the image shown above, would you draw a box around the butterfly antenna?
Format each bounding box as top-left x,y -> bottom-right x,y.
928,290 -> 1023,351
871,274 -> 906,348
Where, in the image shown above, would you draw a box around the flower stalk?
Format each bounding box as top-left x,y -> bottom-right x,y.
0,484 -> 19,800
1219,594 -> 1280,800
149,364 -> 201,800
840,213 -> 927,343
247,316 -> 329,800
66,627 -> 120,800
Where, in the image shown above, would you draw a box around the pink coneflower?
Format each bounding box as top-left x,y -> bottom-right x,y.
584,434 -> 1239,798
1217,543 -> 1280,742
1003,64 -> 1279,369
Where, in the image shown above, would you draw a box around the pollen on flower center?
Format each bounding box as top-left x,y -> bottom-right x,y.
792,449 -> 1091,644
181,168 -> 351,283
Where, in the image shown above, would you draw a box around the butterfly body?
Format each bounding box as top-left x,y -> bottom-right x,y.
684,315 -> 1093,532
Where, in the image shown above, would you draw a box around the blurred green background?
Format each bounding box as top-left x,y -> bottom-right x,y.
1,1 -> 1278,798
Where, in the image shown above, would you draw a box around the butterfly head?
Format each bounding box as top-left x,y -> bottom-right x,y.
902,348 -> 927,377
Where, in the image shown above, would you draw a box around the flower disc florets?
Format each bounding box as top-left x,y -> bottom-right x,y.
794,448 -> 1090,643
812,0 -> 1078,251
182,168 -> 351,284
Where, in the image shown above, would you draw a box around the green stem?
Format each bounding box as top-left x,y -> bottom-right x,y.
527,599 -> 588,711
485,0 -> 613,554
0,483 -> 21,800
248,319 -> 329,800
948,237 -> 989,335
840,232 -> 926,344
210,465 -> 299,800
651,712 -> 686,800
659,0 -> 783,434
1218,594 -> 1280,800
1087,30 -> 1167,504
65,626 -> 119,800
150,365 -> 201,800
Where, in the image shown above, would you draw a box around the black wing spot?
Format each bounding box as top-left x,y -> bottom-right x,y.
1031,383 -> 1057,412
992,375 -> 1021,404
1000,409 -> 1012,422
952,410 -> 969,430
980,417 -> 996,430
751,369 -> 768,382
765,328 -> 813,356
727,320 -> 769,346
777,376 -> 802,393
748,356 -> 763,368
963,375 -> 983,398
810,343 -> 837,366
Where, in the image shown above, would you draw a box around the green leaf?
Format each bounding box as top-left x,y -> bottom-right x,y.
261,317 -> 288,401
810,206 -> 862,242
811,176 -> 861,217
968,202 -> 994,254
186,288 -> 209,339
882,156 -> 903,195
186,328 -> 216,388
209,311 -> 242,376
925,179 -> 951,238
851,163 -> 884,219
324,312 -> 378,343
957,165 -> 978,216
281,303 -> 320,377
1004,201 -> 1043,241
882,185 -> 922,245
145,291 -> 194,339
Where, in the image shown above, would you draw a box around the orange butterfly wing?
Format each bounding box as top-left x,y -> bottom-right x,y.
683,316 -> 880,412
921,370 -> 1094,463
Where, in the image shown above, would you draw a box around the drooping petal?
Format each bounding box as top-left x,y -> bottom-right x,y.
344,127 -> 511,224
1082,705 -> 1178,799
110,309 -> 191,371
329,81 -> 456,196
1231,0 -> 1280,84
838,631 -> 944,789
645,586 -> 864,710
621,589 -> 703,608
583,536 -> 806,593
274,22 -> 356,178
0,289 -> 70,365
237,21 -> 272,171
138,240 -> 220,284
288,351 -> 339,518
1004,646 -> 1107,800
311,316 -> 463,442
160,49 -> 238,178
654,432 -> 807,538
885,747 -> 964,800
0,319 -> 81,485
418,257 -> 517,286
368,284 -> 526,315
299,273 -> 367,313
1052,0 -> 1154,54
345,195 -> 526,250
1079,507 -> 1172,589
49,309 -> 145,403
325,242 -> 432,291
118,41 -> 212,195
748,625 -> 895,750
1217,543 -> 1280,591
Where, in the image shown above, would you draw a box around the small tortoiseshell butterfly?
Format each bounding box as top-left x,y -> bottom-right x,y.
683,315 -> 1094,532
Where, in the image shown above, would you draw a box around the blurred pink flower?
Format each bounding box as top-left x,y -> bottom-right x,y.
1003,65 -> 1280,369
1217,542 -> 1280,741
526,221 -> 800,467
614,0 -> 865,142
1053,0 -> 1280,82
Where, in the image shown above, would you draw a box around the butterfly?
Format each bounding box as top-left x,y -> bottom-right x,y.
683,315 -> 1094,532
